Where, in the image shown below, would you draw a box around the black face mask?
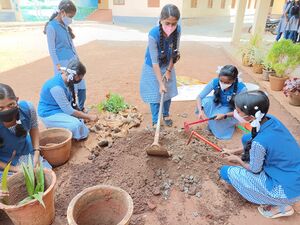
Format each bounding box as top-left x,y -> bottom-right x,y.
0,107 -> 19,123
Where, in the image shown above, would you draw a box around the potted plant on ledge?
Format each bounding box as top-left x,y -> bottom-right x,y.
283,77 -> 300,106
250,47 -> 264,74
240,34 -> 262,67
266,39 -> 300,91
262,60 -> 275,81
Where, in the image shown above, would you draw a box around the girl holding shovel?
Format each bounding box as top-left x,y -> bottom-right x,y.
140,4 -> 181,128
220,90 -> 300,218
196,65 -> 247,140
44,0 -> 87,111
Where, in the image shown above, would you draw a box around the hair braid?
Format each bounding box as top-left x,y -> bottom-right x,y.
172,27 -> 180,64
159,22 -> 168,66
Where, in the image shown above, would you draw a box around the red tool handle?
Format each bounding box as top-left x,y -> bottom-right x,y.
187,116 -> 216,126
188,131 -> 222,152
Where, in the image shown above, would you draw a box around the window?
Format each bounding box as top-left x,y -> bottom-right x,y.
208,0 -> 213,8
221,0 -> 226,9
113,0 -> 125,5
191,0 -> 198,8
231,0 -> 236,9
148,0 -> 160,8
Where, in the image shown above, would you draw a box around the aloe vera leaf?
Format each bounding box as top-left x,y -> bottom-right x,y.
17,196 -> 33,206
1,162 -> 11,192
21,163 -> 34,196
28,156 -> 35,188
32,192 -> 45,208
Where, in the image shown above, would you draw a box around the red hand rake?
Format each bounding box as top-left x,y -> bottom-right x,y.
183,116 -> 216,133
187,130 -> 222,152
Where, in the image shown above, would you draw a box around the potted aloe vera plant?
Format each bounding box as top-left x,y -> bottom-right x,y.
283,77 -> 300,106
240,34 -> 262,67
249,47 -> 264,74
262,59 -> 275,81
266,39 -> 300,91
0,157 -> 56,225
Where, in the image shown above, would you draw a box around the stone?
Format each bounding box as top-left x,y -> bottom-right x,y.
188,186 -> 197,195
196,192 -> 201,198
98,139 -> 109,147
153,187 -> 161,196
147,201 -> 157,210
192,212 -> 199,217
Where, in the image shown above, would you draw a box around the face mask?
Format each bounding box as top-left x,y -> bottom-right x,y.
62,16 -> 73,26
162,24 -> 177,37
0,107 -> 18,123
233,109 -> 248,123
219,81 -> 232,91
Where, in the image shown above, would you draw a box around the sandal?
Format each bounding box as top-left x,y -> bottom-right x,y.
258,205 -> 294,219
163,117 -> 173,127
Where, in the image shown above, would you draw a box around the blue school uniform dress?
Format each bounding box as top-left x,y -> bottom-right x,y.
0,101 -> 51,179
198,78 -> 246,140
46,19 -> 86,110
220,115 -> 300,207
285,3 -> 300,42
38,74 -> 89,140
276,2 -> 292,41
140,25 -> 181,124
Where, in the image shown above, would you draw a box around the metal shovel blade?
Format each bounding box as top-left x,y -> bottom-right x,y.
145,143 -> 170,157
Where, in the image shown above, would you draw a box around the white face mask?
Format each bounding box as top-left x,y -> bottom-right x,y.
233,109 -> 248,123
62,16 -> 73,26
219,81 -> 232,91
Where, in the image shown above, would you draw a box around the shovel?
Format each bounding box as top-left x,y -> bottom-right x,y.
145,86 -> 170,157
183,116 -> 217,133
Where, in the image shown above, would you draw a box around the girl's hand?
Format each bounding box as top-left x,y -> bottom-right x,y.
198,109 -> 206,120
160,83 -> 167,94
215,114 -> 225,120
33,151 -> 40,167
88,114 -> 98,122
0,191 -> 9,199
165,70 -> 171,81
224,155 -> 241,164
56,64 -> 61,71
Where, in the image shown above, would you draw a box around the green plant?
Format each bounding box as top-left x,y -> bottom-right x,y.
249,47 -> 265,65
266,39 -> 300,77
18,157 -> 45,207
240,34 -> 263,58
97,93 -> 129,114
283,78 -> 300,96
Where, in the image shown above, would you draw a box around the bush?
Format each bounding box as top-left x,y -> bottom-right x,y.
98,93 -> 129,114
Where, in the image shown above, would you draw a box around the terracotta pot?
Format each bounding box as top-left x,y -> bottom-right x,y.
269,75 -> 288,91
288,92 -> 300,106
67,185 -> 133,225
262,69 -> 275,81
0,169 -> 56,225
252,64 -> 263,74
40,128 -> 72,167
242,54 -> 251,67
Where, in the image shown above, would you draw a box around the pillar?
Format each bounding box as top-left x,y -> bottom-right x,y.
231,0 -> 247,44
251,0 -> 272,35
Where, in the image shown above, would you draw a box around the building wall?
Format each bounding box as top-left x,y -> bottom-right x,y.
271,0 -> 285,15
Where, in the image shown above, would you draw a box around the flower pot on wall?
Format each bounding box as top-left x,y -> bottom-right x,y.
269,75 -> 288,91
262,69 -> 275,81
242,54 -> 252,67
252,64 -> 263,74
288,92 -> 300,106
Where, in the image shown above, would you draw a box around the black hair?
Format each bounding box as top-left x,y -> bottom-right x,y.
43,0 -> 77,39
0,83 -> 27,138
214,65 -> 239,108
159,4 -> 181,66
65,59 -> 86,110
234,90 -> 270,161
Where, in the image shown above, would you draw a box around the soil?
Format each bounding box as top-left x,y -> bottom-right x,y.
54,126 -> 249,225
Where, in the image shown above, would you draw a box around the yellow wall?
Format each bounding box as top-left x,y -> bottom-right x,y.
112,0 -> 183,17
271,0 -> 285,15
1,0 -> 12,9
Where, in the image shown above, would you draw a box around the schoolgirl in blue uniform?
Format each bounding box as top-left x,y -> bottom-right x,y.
140,4 -> 181,127
220,90 -> 300,219
44,0 -> 86,111
284,0 -> 300,42
276,0 -> 293,41
38,59 -> 98,140
0,84 -> 51,179
196,65 -> 247,140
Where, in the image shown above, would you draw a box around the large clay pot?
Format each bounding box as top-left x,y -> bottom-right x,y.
252,64 -> 263,74
67,185 -> 133,225
40,128 -> 72,167
269,75 -> 288,91
288,92 -> 300,106
0,169 -> 56,225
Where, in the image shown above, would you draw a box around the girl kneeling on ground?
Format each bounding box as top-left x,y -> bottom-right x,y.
38,59 -> 98,140
220,90 -> 300,219
196,65 -> 247,140
0,83 -> 51,179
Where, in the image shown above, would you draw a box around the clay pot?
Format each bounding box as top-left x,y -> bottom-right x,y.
40,128 -> 72,167
0,169 -> 56,225
262,69 -> 275,81
67,185 -> 133,225
242,54 -> 251,67
252,64 -> 263,74
288,91 -> 300,106
269,75 -> 288,91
